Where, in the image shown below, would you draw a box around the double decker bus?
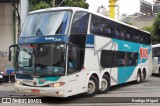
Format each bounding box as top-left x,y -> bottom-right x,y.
152,44 -> 160,75
9,7 -> 152,97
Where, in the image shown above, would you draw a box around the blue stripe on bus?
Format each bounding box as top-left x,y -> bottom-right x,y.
86,34 -> 94,48
112,38 -> 151,63
118,66 -> 135,84
112,39 -> 151,84
18,35 -> 69,44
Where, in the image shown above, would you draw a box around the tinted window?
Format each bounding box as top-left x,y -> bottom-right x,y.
153,47 -> 160,57
70,34 -> 86,70
90,15 -> 151,45
90,15 -> 104,35
71,11 -> 89,34
100,50 -> 138,68
115,24 -> 125,39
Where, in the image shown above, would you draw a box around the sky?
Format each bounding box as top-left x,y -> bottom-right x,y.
86,0 -> 154,15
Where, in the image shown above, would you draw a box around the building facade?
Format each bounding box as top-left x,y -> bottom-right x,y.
0,0 -> 29,72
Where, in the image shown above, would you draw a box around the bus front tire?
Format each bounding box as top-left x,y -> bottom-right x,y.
85,76 -> 99,97
98,75 -> 110,94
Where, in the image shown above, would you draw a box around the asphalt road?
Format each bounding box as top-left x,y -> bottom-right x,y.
0,74 -> 160,106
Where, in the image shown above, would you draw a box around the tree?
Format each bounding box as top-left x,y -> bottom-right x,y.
29,0 -> 52,11
142,26 -> 153,34
61,0 -> 89,9
152,13 -> 160,36
151,13 -> 160,44
142,25 -> 160,44
29,0 -> 88,11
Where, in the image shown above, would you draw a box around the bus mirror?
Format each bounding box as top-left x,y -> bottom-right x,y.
9,44 -> 18,61
9,50 -> 12,61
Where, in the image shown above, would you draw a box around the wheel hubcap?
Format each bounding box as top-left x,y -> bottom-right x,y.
101,78 -> 108,91
137,73 -> 140,82
88,80 -> 96,94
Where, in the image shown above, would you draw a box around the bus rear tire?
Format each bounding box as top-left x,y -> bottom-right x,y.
141,70 -> 146,82
85,76 -> 99,97
98,75 -> 110,94
136,71 -> 141,84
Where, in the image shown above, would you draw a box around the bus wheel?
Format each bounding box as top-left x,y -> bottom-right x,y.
136,71 -> 141,84
85,76 -> 98,97
99,75 -> 110,94
141,71 -> 146,82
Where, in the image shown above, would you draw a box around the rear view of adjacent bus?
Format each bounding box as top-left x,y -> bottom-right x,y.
152,44 -> 160,75
9,7 -> 152,98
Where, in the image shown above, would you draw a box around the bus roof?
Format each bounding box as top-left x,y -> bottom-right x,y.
152,44 -> 160,48
29,7 -> 150,35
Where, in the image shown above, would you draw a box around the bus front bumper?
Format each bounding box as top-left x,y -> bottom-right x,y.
15,84 -> 67,97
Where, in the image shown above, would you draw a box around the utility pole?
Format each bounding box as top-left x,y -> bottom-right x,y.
109,0 -> 118,19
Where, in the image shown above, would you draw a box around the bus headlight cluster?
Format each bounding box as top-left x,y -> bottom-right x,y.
49,82 -> 65,87
15,80 -> 23,85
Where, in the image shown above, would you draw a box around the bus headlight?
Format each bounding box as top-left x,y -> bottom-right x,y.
15,80 -> 23,85
49,82 -> 65,87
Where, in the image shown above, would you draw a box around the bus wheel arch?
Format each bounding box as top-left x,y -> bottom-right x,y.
85,74 -> 99,97
98,72 -> 110,94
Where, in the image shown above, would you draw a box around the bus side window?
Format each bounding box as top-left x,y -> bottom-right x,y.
119,31 -> 125,39
92,24 -> 104,35
104,27 -> 111,36
118,59 -> 124,66
68,45 -> 79,75
125,34 -> 130,40
71,11 -> 89,34
112,30 -> 118,38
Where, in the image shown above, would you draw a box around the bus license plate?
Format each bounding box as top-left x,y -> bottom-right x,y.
31,89 -> 40,94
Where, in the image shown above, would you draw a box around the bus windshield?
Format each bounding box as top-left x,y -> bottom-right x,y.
17,43 -> 66,76
21,10 -> 72,37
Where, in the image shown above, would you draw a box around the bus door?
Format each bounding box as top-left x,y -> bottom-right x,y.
66,46 -> 85,96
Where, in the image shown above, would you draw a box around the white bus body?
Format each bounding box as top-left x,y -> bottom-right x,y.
152,44 -> 160,75
9,7 -> 152,97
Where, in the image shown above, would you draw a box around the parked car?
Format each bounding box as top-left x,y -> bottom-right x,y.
0,69 -> 15,83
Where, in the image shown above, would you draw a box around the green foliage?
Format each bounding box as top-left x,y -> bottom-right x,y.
142,13 -> 160,44
33,1 -> 51,10
151,13 -> 160,44
29,0 -> 52,11
29,0 -> 88,11
142,25 -> 160,44
125,22 -> 132,25
142,26 -> 153,34
153,13 -> 160,36
152,35 -> 160,44
61,0 -> 89,9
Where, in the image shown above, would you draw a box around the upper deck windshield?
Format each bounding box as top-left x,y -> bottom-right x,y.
21,10 -> 72,37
